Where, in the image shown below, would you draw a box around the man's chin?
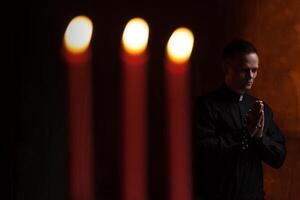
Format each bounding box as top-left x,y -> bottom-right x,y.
240,84 -> 252,92
244,85 -> 252,91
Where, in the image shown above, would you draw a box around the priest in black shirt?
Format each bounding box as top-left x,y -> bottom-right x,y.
193,40 -> 286,200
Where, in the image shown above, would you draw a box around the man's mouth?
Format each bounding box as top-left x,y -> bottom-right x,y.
245,81 -> 253,86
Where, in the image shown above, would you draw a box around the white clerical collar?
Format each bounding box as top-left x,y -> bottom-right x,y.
239,94 -> 244,102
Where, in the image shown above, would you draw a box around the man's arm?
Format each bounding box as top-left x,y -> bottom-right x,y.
254,105 -> 286,168
195,97 -> 244,155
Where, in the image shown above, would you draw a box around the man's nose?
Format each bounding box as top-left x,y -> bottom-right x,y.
247,70 -> 254,78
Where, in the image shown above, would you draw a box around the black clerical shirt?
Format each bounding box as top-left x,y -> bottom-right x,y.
193,85 -> 286,200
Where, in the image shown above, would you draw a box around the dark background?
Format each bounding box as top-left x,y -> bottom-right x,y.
8,0 -> 300,199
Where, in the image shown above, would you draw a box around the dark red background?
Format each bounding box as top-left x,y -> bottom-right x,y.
8,0 -> 300,199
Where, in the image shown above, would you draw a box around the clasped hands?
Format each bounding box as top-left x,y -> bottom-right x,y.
245,100 -> 264,139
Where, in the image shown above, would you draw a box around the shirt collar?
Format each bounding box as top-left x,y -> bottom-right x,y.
220,83 -> 245,102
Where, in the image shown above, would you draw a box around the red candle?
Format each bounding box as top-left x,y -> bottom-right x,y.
165,28 -> 194,200
121,18 -> 149,200
63,15 -> 95,200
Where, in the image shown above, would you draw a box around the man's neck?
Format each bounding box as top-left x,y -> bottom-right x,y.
225,83 -> 246,95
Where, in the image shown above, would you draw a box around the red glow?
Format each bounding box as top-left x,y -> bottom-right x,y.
63,48 -> 91,66
122,50 -> 148,67
166,61 -> 192,200
65,51 -> 95,200
122,51 -> 148,200
165,59 -> 189,74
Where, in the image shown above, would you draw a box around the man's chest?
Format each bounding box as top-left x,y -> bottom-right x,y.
213,101 -> 253,132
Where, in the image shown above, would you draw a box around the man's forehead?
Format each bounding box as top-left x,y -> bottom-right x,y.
229,53 -> 258,67
233,52 -> 259,61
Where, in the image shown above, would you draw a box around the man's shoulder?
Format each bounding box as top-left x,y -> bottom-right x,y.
195,88 -> 224,105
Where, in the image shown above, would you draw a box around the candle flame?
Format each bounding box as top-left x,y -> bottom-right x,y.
167,27 -> 194,64
122,18 -> 149,55
64,16 -> 93,54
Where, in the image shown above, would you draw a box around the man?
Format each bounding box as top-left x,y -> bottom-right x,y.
193,39 -> 286,200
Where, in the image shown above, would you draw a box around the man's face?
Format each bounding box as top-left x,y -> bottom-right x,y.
225,52 -> 259,93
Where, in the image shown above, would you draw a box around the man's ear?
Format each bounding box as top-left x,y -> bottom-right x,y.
222,60 -> 229,74
222,57 -> 234,74
222,63 -> 226,73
